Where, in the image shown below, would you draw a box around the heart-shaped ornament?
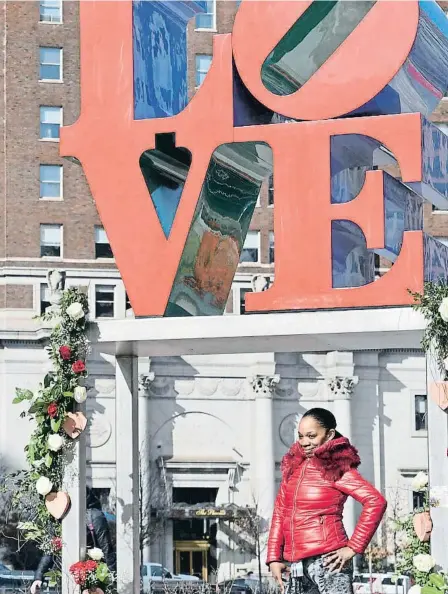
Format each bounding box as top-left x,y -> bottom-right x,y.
413,511 -> 433,542
63,412 -> 87,439
45,491 -> 71,520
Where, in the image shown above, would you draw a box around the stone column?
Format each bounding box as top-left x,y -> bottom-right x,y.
248,375 -> 279,523
116,356 -> 140,594
139,367 -> 155,564
62,409 -> 86,594
426,353 -> 448,569
326,352 -> 358,544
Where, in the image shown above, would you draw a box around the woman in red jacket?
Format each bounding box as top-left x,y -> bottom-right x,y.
267,408 -> 387,594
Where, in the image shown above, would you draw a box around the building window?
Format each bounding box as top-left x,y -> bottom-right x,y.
413,490 -> 425,510
40,224 -> 62,258
239,287 -> 252,314
40,106 -> 62,140
195,0 -> 215,29
414,395 -> 428,432
95,226 -> 113,259
195,55 -> 212,87
40,284 -> 51,314
40,165 -> 62,199
39,0 -> 62,23
240,230 -> 260,263
268,174 -> 274,206
95,285 -> 115,318
269,231 -> 274,263
39,47 -> 62,81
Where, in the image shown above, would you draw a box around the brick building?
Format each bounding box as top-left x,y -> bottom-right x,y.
1,1 -> 448,321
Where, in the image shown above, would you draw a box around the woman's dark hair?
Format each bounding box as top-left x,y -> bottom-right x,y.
303,408 -> 342,437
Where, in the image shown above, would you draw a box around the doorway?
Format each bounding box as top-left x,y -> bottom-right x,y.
174,540 -> 210,581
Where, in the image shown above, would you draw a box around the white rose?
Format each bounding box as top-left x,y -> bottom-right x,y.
408,586 -> 421,594
66,302 -> 85,320
439,297 -> 448,322
47,434 -> 64,452
412,471 -> 429,492
87,548 -> 104,561
36,476 -> 53,496
413,553 -> 436,573
74,386 -> 87,403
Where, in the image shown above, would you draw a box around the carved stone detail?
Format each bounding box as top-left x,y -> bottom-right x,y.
87,412 -> 112,448
248,375 -> 280,398
327,376 -> 359,400
174,378 -> 195,396
251,274 -> 271,293
195,378 -> 220,396
139,372 -> 155,397
46,269 -> 66,314
220,378 -> 244,397
279,412 -> 303,447
297,381 -> 321,399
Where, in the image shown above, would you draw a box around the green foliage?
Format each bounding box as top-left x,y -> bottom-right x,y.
394,512 -> 432,586
410,281 -> 448,375
422,572 -> 448,593
8,288 -> 89,560
96,562 -> 111,584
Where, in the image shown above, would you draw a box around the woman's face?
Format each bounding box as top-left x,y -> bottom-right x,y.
297,416 -> 334,457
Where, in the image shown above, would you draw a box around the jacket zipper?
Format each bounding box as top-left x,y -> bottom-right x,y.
291,458 -> 309,559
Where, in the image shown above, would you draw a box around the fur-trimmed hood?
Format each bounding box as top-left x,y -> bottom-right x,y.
281,436 -> 361,482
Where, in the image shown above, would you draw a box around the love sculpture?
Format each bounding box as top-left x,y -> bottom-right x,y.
61,0 -> 448,317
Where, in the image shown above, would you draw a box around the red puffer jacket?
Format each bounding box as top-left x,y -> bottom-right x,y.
266,437 -> 387,564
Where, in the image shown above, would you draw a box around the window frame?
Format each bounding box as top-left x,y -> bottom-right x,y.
94,284 -> 116,319
195,54 -> 212,88
39,0 -> 63,24
39,105 -> 63,141
268,173 -> 274,207
398,469 -> 429,514
39,47 -> 63,82
239,230 -> 260,264
39,164 -> 63,200
412,393 -> 428,436
195,0 -> 216,31
269,231 -> 274,264
232,284 -> 253,315
40,223 -> 63,259
40,283 -> 51,314
94,226 -> 114,260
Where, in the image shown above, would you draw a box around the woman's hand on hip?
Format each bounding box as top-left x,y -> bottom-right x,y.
323,547 -> 356,573
269,561 -> 286,591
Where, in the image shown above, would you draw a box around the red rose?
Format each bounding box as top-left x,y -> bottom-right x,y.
47,402 -> 58,418
59,345 -> 71,360
52,536 -> 63,551
72,360 -> 86,374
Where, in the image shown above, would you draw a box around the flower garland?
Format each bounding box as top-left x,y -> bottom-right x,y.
393,473 -> 447,593
10,288 -> 90,586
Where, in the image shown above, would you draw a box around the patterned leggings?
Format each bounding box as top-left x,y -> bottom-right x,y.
285,555 -> 354,594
